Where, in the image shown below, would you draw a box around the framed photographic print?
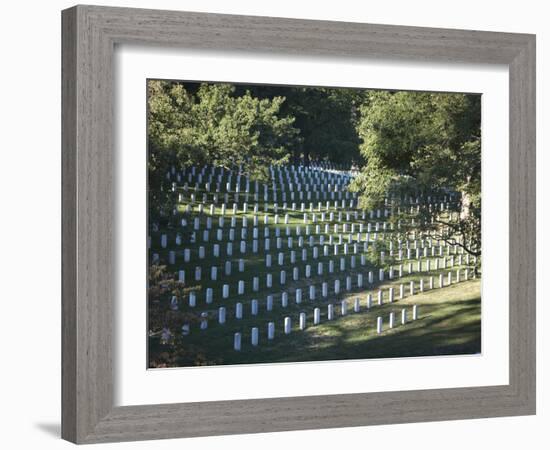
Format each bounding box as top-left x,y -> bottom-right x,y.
62,5 -> 536,444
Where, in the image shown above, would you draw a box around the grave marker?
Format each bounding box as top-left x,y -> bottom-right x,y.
251,327 -> 259,346
309,306 -> 319,326
327,304 -> 334,320
233,333 -> 241,351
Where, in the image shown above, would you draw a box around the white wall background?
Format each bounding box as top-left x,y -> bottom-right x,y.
0,1 -> 546,448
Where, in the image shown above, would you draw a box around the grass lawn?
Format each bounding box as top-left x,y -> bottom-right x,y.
148,181 -> 480,368
149,277 -> 481,367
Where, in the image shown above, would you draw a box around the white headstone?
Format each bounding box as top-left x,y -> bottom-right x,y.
281,292 -> 288,307
238,280 -> 245,295
299,312 -> 306,330
251,327 -> 259,346
218,307 -> 226,324
345,276 -> 352,291
327,304 -> 334,321
412,305 -> 419,320
322,282 -> 328,298
235,302 -> 243,319
200,312 -> 208,330
341,300 -> 348,315
267,322 -> 275,340
314,308 -> 321,325
234,333 -> 242,351
284,317 -> 292,334
334,279 -> 340,294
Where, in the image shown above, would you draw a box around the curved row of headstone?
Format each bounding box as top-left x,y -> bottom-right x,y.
172,268 -> 472,336
154,164 -> 471,351
152,210 -> 465,254
152,232 -> 467,268
169,164 -> 356,194
173,190 -> 455,215
169,253 -> 473,308
169,164 -> 456,209
231,304 -> 420,351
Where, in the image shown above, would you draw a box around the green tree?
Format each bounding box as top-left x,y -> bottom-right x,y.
350,91 -> 481,257
148,80 -> 299,180
190,83 -> 298,178
238,85 -> 363,165
286,87 -> 363,164
147,80 -> 300,221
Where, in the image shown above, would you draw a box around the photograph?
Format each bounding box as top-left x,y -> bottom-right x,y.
0,1 -> 541,447
146,80 -> 482,368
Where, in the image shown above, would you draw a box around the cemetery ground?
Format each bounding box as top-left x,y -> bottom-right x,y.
147,172 -> 481,368
149,276 -> 481,367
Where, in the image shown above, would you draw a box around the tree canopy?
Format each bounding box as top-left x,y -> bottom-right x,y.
237,85 -> 364,164
349,91 -> 481,256
147,81 -> 482,256
148,80 -> 300,184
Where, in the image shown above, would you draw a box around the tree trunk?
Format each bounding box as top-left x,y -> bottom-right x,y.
460,190 -> 471,220
460,176 -> 473,220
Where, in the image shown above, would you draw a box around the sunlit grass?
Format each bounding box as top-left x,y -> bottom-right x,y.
150,277 -> 480,366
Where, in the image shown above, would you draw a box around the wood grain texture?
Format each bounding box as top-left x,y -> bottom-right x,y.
61,7 -> 77,443
61,5 -> 536,444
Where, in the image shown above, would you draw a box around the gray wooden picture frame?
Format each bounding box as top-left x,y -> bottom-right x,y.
61,4 -> 536,444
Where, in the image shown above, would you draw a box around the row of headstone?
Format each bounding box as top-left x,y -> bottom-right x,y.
174,166 -> 453,214
174,164 -> 355,193
153,230 -> 468,265
376,305 -> 418,334
158,250 -> 473,300
233,303 -> 420,350
174,268 -> 471,335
